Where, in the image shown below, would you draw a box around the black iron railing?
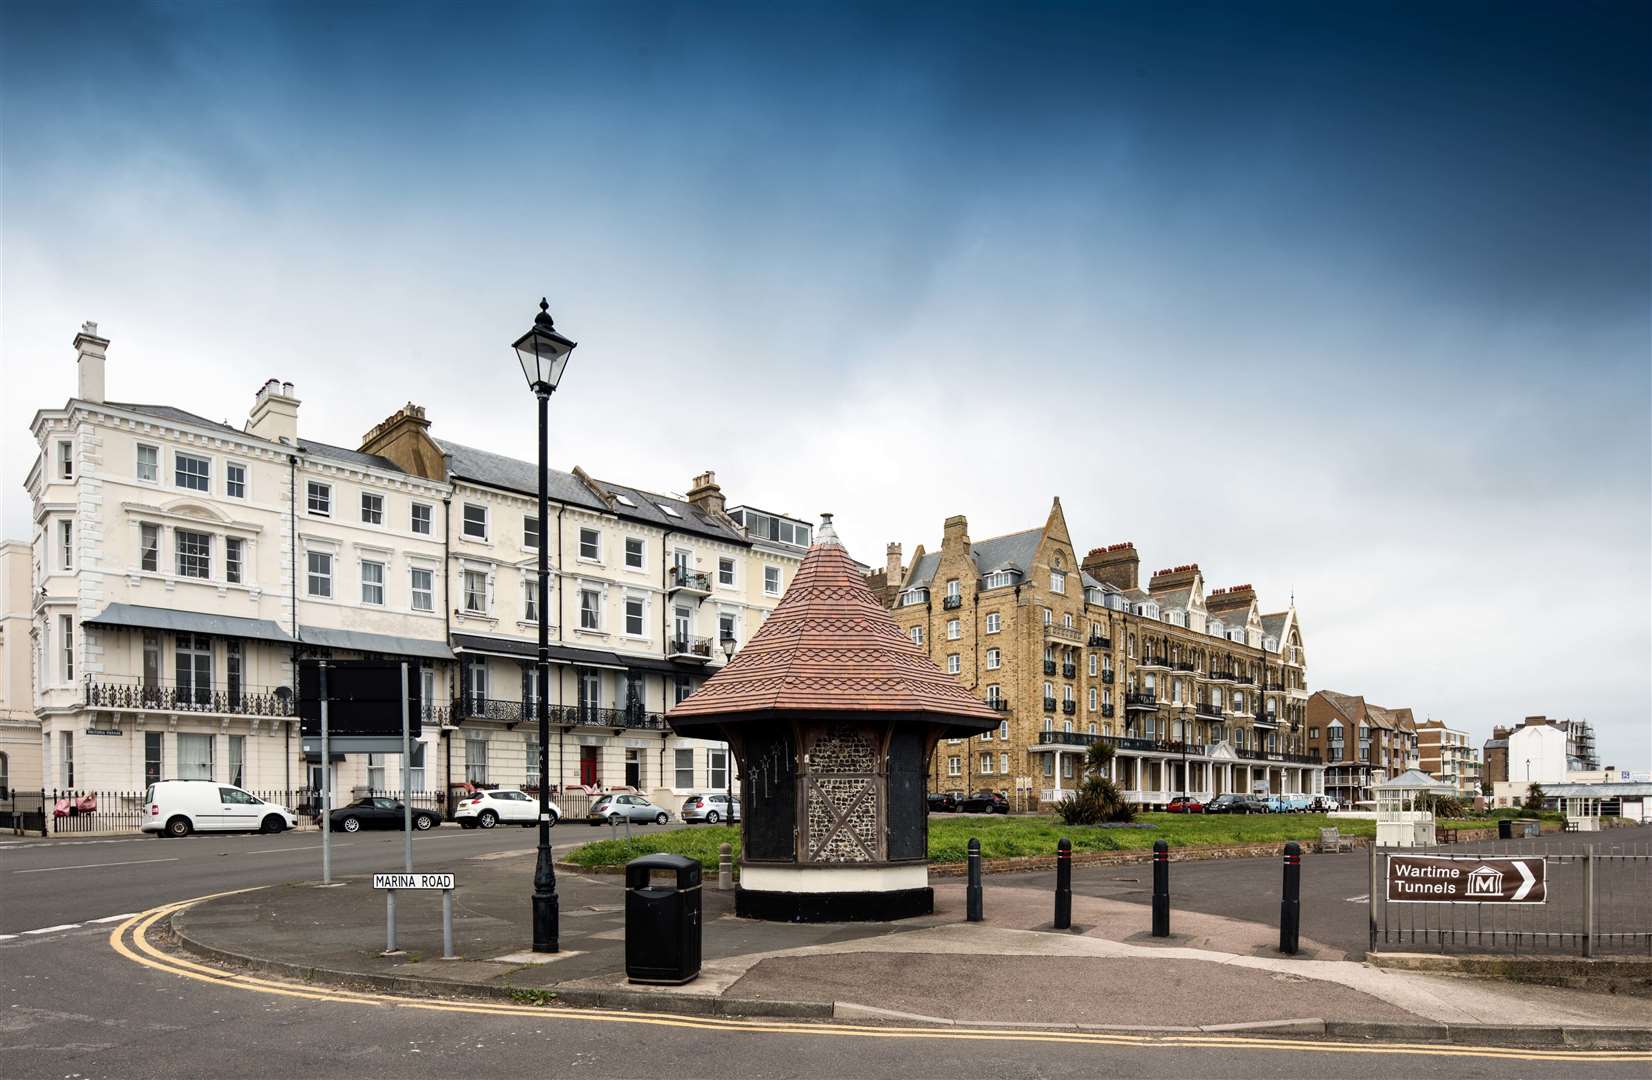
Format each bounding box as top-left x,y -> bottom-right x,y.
668,566 -> 712,592
942,594 -> 963,610
1125,693 -> 1158,710
84,675 -> 294,717
668,636 -> 714,659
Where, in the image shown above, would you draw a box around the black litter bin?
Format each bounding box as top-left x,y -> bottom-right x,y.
1497,818 -> 1513,840
625,853 -> 702,985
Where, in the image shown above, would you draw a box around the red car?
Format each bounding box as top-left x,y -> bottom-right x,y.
1165,796 -> 1204,814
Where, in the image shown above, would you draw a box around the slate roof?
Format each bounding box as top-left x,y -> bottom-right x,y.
906,551 -> 942,588
971,528 -> 1043,577
108,402 -> 409,474
588,478 -> 747,545
437,440 -> 605,509
668,519 -> 999,731
1261,613 -> 1288,641
1150,586 -> 1194,611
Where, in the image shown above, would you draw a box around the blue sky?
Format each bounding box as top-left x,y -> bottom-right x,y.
3,1 -> 1647,767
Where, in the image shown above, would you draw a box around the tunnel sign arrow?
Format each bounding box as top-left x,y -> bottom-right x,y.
1510,860 -> 1537,901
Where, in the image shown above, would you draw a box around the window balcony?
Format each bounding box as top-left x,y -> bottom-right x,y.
1062,700 -> 1076,715
1195,701 -> 1224,719
668,636 -> 714,662
562,705 -> 667,732
1101,704 -> 1115,718
1035,730 -> 1101,749
1061,663 -> 1076,679
1138,655 -> 1169,670
1088,633 -> 1111,648
1043,696 -> 1057,712
986,698 -> 1011,713
84,675 -> 294,719
942,594 -> 963,610
1205,669 -> 1237,683
1125,692 -> 1158,712
1175,661 -> 1198,673
1232,673 -> 1253,685
1043,660 -> 1057,676
667,566 -> 712,597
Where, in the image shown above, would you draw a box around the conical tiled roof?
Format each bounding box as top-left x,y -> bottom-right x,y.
668,516 -> 999,729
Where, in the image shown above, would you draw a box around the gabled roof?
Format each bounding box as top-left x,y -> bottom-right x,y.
437,439 -> 606,509
1260,613 -> 1288,640
1315,690 -> 1367,724
970,527 -> 1043,577
906,551 -> 942,588
669,519 -> 998,731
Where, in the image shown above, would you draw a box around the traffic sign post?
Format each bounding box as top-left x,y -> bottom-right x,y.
373,874 -> 457,959
1386,854 -> 1547,904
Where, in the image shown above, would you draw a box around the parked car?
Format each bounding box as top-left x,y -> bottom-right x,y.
681,793 -> 740,823
1285,795 -> 1313,813
926,792 -> 960,813
323,797 -> 443,834
1205,793 -> 1265,815
1262,795 -> 1289,813
454,788 -> 558,829
956,790 -> 1009,814
143,779 -> 299,838
1165,796 -> 1204,814
588,793 -> 672,826
1309,795 -> 1340,813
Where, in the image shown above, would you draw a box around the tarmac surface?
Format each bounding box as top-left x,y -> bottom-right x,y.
4,820 -> 1650,1079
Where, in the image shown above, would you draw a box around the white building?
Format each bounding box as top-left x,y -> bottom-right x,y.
0,539 -> 39,798
16,322 -> 810,814
1507,721 -> 1569,787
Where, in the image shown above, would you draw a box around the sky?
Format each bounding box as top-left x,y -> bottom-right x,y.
2,1 -> 1648,769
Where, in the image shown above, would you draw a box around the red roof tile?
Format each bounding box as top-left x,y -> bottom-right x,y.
668,517 -> 999,727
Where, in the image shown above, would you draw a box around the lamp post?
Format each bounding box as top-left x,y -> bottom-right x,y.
513,297 -> 577,953
720,634 -> 737,824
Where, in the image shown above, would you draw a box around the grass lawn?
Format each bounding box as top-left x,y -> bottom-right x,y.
563,812 -> 1377,872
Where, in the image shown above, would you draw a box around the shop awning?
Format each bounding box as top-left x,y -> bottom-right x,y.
299,625 -> 453,660
85,603 -> 294,645
449,633 -> 628,671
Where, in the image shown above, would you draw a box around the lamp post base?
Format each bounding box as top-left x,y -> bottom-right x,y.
532,846 -> 559,953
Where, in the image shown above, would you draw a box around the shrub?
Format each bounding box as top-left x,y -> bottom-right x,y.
1417,793 -> 1467,818
1524,783 -> 1546,811
1056,776 -> 1134,825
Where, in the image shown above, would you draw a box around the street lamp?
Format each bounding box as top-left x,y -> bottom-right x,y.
720,634 -> 737,825
514,297 -> 577,954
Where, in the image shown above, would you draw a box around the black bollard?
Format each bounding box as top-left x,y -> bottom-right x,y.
966,838 -> 983,922
1280,840 -> 1301,955
1054,837 -> 1072,929
1151,839 -> 1170,937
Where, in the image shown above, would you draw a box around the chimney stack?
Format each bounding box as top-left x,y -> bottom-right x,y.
360,402 -> 443,479
1083,542 -> 1139,591
74,321 -> 108,403
942,514 -> 970,550
246,378 -> 300,445
685,470 -> 725,516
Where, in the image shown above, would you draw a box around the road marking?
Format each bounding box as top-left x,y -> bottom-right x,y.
23,923 -> 81,934
12,857 -> 179,875
89,912 -> 141,923
0,934 -> 16,941
1344,894 -> 1369,903
107,894 -> 1652,1065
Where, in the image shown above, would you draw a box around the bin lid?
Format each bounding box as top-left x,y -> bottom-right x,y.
625,852 -> 701,888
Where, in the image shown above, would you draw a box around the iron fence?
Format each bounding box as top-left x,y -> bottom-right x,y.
34,787 -> 459,834
1369,836 -> 1651,956
1,790 -> 48,836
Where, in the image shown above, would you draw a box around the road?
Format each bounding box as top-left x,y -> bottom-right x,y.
3,824 -> 1648,1079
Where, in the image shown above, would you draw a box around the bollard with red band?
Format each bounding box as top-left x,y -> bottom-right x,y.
1279,840 -> 1301,955
1151,839 -> 1170,937
1054,837 -> 1072,929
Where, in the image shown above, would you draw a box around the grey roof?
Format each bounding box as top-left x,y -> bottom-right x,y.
1541,783 -> 1652,798
907,551 -> 942,588
437,440 -> 606,510
1261,613 -> 1288,640
970,528 -> 1042,577
297,438 -> 401,473
1150,586 -> 1194,611
450,632 -> 628,670
1081,571 -> 1108,591
299,625 -> 452,660
589,478 -> 748,546
86,603 -> 294,644
1374,769 -> 1456,793
108,402 -> 409,476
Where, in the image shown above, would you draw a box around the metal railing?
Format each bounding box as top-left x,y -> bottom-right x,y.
1043,660 -> 1057,676
84,675 -> 294,717
667,566 -> 712,592
1125,692 -> 1158,710
668,636 -> 714,660
453,699 -> 667,731
1088,634 -> 1110,649
1061,700 -> 1077,715
1371,837 -> 1651,956
942,594 -> 963,610
1061,663 -> 1077,678
1036,731 -> 1101,748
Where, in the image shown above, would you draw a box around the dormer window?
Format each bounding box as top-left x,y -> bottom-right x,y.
1264,636 -> 1278,652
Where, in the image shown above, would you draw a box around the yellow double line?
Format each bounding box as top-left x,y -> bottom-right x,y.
110,892 -> 1652,1064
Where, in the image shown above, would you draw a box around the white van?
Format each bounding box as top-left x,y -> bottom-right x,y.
142,779 -> 299,837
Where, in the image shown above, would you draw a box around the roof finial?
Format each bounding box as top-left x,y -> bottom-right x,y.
816,512 -> 840,546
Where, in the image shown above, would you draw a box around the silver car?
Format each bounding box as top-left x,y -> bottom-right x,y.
587,793 -> 671,826
681,792 -> 741,824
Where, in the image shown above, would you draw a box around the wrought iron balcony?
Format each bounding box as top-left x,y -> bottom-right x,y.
1043,696 -> 1057,712
1088,633 -> 1110,648
1036,730 -> 1101,748
1101,704 -> 1115,718
1137,655 -> 1169,670
1232,672 -> 1253,685
1062,700 -> 1076,715
986,698 -> 1011,713
1101,670 -> 1115,684
1175,661 -> 1198,673
84,675 -> 293,718
1195,701 -> 1224,718
452,696 -> 525,725
562,705 -> 667,731
1125,692 -> 1159,711
1206,669 -> 1237,682
1061,663 -> 1076,679
668,636 -> 714,661
942,594 -> 963,610
1043,660 -> 1057,676
667,566 -> 712,596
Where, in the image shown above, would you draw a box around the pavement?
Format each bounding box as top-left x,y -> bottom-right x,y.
160,830 -> 1652,1041
6,822 -> 1652,1079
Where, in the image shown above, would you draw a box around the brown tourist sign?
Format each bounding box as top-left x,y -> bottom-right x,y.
1386,854 -> 1547,904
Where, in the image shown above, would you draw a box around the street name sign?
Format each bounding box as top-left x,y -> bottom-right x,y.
1386,854 -> 1545,904
372,873 -> 455,890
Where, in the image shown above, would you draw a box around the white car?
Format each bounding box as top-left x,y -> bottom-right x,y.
142,779 -> 299,837
454,788 -> 560,829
